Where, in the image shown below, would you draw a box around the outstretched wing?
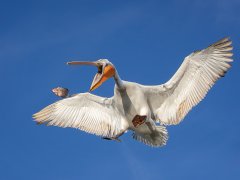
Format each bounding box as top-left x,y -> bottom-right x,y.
144,37 -> 233,125
33,93 -> 128,138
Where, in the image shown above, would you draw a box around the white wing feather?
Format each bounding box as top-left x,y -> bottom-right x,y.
33,93 -> 128,138
144,37 -> 233,125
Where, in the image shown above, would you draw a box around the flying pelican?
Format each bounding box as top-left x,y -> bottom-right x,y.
33,37 -> 233,147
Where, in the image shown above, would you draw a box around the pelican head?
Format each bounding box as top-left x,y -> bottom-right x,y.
67,59 -> 116,91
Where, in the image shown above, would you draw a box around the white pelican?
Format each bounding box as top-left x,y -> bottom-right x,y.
33,38 -> 233,147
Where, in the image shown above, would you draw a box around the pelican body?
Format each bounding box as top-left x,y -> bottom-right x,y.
33,38 -> 233,147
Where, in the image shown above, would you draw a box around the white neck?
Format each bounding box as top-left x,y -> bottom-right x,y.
114,70 -> 125,90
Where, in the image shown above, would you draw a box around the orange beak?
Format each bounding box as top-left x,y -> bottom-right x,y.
89,64 -> 115,91
67,61 -> 115,91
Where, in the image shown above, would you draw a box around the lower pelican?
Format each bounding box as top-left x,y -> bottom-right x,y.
33,37 -> 233,147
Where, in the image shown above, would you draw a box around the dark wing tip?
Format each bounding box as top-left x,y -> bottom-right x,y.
210,37 -> 232,48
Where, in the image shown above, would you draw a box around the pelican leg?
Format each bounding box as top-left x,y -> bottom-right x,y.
102,130 -> 125,142
132,115 -> 147,128
102,137 -> 122,142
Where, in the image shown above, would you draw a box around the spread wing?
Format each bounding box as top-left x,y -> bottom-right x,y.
144,37 -> 233,125
33,93 -> 128,138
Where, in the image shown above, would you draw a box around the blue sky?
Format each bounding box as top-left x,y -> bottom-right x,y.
1,0 -> 240,179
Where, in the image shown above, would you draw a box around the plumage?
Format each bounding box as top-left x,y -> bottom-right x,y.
144,37 -> 233,125
33,93 -> 128,137
33,37 -> 233,147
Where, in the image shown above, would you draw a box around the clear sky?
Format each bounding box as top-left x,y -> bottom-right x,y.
1,0 -> 240,179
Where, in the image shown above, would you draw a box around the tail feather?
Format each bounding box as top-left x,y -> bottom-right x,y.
132,126 -> 168,147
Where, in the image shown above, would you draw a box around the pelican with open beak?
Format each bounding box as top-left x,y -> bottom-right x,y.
67,59 -> 116,91
34,38 -> 233,147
